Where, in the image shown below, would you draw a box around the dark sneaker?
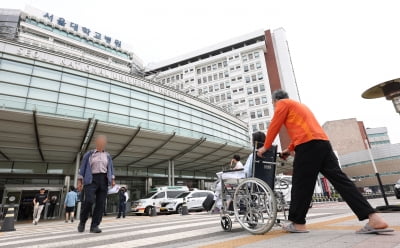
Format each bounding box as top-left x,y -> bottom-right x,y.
65,220 -> 68,223
78,223 -> 85,232
90,226 -> 102,233
71,218 -> 74,223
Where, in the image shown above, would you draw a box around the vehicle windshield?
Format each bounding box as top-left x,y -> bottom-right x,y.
176,192 -> 191,198
142,192 -> 157,199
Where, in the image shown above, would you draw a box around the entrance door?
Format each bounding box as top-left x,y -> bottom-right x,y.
18,190 -> 37,221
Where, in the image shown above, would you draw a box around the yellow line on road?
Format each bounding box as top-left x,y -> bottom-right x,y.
200,215 -> 397,248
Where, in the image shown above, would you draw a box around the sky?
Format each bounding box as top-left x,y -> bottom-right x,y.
3,0 -> 400,143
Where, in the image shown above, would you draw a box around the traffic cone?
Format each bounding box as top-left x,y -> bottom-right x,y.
0,207 -> 16,232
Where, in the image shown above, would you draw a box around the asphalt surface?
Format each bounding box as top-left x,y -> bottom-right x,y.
0,197 -> 399,248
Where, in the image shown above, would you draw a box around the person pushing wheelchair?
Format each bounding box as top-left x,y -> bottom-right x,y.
257,89 -> 392,234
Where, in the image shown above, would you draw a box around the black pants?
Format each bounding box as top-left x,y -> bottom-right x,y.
289,140 -> 375,224
80,174 -> 108,228
117,202 -> 126,218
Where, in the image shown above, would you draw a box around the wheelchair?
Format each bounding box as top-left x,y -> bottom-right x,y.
217,145 -> 290,234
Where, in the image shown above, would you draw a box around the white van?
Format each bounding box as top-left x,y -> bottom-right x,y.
131,186 -> 189,215
161,190 -> 214,214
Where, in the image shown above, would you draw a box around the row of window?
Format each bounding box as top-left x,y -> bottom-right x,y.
249,96 -> 268,106
244,62 -> 262,72
199,81 -> 231,94
252,121 -> 271,132
196,61 -> 228,75
247,84 -> 266,95
0,57 -> 249,145
209,92 -> 232,104
197,71 -> 229,84
243,51 -> 261,62
250,108 -> 270,119
245,73 -> 264,83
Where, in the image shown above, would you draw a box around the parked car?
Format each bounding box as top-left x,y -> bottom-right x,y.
131,186 -> 189,215
395,179 -> 400,199
161,190 -> 214,214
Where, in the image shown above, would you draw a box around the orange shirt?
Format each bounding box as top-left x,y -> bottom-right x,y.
264,99 -> 329,151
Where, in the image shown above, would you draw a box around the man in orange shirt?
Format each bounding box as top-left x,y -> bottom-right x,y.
257,90 -> 391,234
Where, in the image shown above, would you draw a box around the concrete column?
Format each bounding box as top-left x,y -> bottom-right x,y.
146,177 -> 153,194
168,160 -> 172,186
74,153 -> 80,188
199,179 -> 205,190
171,160 -> 175,186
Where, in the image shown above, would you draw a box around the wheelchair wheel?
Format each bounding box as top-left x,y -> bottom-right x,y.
220,215 -> 232,232
233,178 -> 277,234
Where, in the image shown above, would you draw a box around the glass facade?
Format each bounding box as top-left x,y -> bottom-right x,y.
0,53 -> 249,146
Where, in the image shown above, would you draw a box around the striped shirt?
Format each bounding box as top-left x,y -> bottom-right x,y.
89,150 -> 108,174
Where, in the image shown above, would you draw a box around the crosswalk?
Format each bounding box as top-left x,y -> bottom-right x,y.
0,212 -> 336,248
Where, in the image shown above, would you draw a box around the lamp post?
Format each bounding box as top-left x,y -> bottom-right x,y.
362,79 -> 400,114
362,79 -> 400,211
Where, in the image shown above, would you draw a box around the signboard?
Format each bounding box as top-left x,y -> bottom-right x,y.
24,5 -> 124,49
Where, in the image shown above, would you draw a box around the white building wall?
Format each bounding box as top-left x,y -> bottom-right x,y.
271,28 -> 300,102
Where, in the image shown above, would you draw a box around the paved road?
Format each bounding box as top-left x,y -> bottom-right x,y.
0,197 -> 399,248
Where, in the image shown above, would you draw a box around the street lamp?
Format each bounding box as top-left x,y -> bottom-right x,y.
362,79 -> 400,211
362,79 -> 400,114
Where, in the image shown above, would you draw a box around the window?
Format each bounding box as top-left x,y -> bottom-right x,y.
259,123 -> 265,130
218,62 -> 222,68
250,64 -> 255,70
244,65 -> 249,72
248,53 -> 253,60
220,82 -> 225,89
260,84 -> 265,92
225,81 -> 230,88
29,88 -> 58,102
208,75 -> 212,81
253,86 -> 259,93
245,76 -> 250,83
238,87 -> 244,92
214,83 -> 219,91
255,98 -> 261,105
209,96 -> 214,103
258,73 -> 263,80
202,67 -> 206,73
198,79 -> 201,84
213,74 -> 218,80
234,100 -> 239,105
252,124 -> 257,132
247,88 -> 252,95
209,85 -> 213,92
0,82 -> 28,97
251,74 -> 257,81
215,95 -> 220,102
228,56 -> 233,60
221,94 -> 226,101
242,54 -> 248,62
223,61 -> 228,67
257,110 -> 262,118
256,62 -> 261,69
87,88 -> 109,101
240,99 -> 245,103
207,65 -> 211,71
212,64 -> 217,70
254,51 -> 260,58
33,66 -> 62,80
261,96 -> 267,104
203,77 -> 207,83
230,67 -> 235,71
224,71 -> 229,77
234,54 -> 239,59
154,192 -> 166,199
235,65 -> 241,70
198,88 -> 203,95
250,112 -> 256,119
263,108 -> 269,116
249,99 -> 254,106
219,72 -> 223,79
31,77 -> 59,91
227,93 -> 232,99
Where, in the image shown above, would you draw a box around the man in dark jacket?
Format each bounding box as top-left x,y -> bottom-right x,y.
77,135 -> 115,233
117,187 -> 129,219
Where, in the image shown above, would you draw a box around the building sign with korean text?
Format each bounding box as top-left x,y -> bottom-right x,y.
24,5 -> 123,49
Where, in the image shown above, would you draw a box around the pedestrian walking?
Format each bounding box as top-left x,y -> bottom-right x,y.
32,188 -> 48,225
77,135 -> 115,233
116,187 -> 129,218
257,89 -> 392,234
64,186 -> 78,223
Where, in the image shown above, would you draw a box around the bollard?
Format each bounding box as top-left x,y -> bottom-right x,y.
150,205 -> 157,217
181,198 -> 189,215
0,207 -> 16,232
